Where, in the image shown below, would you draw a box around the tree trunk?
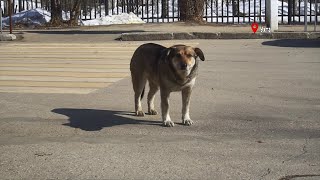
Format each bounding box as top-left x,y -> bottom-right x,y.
3,0 -> 8,16
293,0 -> 298,16
69,0 -> 82,26
232,0 -> 239,16
179,0 -> 205,23
127,0 -> 135,13
161,0 -> 168,18
50,0 -> 63,26
18,0 -> 23,12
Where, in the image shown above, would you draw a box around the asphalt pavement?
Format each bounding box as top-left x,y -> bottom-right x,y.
0,37 -> 320,179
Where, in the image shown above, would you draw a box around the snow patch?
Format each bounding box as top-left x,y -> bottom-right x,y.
81,12 -> 145,26
1,8 -> 145,27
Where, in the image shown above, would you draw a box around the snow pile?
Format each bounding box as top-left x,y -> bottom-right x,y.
1,8 -> 145,27
2,8 -> 51,27
81,12 -> 145,26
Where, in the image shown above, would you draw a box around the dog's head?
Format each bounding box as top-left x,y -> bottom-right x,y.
164,45 -> 205,77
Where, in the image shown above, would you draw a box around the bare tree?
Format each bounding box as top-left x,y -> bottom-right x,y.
69,0 -> 83,26
161,0 -> 169,18
232,0 -> 239,16
178,0 -> 205,22
127,0 -> 135,13
293,0 -> 298,15
18,0 -> 23,12
50,0 -> 63,25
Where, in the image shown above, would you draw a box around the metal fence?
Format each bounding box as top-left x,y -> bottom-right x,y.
0,0 -> 319,24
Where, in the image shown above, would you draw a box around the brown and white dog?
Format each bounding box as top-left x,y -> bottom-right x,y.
130,43 -> 205,127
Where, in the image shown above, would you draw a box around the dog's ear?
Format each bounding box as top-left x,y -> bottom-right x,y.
194,48 -> 205,61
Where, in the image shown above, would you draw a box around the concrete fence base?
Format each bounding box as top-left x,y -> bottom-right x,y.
121,32 -> 320,41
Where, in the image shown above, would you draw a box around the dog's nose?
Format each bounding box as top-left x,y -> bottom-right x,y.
180,63 -> 187,70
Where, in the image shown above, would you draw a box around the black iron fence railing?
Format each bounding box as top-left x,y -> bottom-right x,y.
0,0 -> 319,24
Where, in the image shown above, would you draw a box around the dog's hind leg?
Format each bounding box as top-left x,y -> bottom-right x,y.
147,81 -> 159,115
132,74 -> 147,116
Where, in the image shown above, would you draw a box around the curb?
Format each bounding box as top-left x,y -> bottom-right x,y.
0,34 -> 17,41
121,32 -> 320,41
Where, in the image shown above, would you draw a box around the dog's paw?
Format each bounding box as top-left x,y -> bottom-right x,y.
148,109 -> 158,115
135,111 -> 145,117
163,120 -> 175,127
182,119 -> 194,126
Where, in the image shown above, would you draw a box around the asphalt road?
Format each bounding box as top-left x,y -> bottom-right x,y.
0,39 -> 319,179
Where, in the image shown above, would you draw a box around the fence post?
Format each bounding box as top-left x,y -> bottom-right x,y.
0,7 -> 2,34
315,0 -> 318,31
9,0 -> 12,34
304,0 -> 307,31
288,0 -> 292,24
266,0 -> 278,32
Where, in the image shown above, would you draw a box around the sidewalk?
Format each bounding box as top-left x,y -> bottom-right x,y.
116,23 -> 320,41
1,23 -> 320,42
83,23 -> 320,33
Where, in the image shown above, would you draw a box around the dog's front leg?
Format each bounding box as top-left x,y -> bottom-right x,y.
182,87 -> 193,126
161,90 -> 174,127
147,83 -> 159,115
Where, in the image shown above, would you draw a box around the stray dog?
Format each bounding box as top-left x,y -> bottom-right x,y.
130,43 -> 205,127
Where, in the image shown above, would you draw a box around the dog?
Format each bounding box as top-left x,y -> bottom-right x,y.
130,43 -> 205,127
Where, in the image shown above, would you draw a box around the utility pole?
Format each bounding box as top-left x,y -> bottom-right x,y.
9,0 -> 13,34
0,7 -> 3,34
315,0 -> 318,31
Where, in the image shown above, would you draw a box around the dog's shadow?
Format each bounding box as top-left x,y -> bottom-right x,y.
52,108 -> 161,131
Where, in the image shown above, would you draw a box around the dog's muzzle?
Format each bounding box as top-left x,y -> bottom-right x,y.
180,63 -> 188,70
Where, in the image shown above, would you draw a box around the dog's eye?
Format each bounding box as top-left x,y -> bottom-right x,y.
175,54 -> 182,58
186,54 -> 193,58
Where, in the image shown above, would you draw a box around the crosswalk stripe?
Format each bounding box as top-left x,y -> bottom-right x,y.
0,57 -> 131,60
0,63 -> 129,69
0,60 -> 130,64
0,51 -> 135,54
0,71 -> 129,78
0,81 -> 111,88
0,87 -> 98,94
0,53 -> 133,58
0,76 -> 123,83
0,67 -> 130,73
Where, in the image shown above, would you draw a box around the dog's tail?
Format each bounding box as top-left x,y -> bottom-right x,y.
141,86 -> 145,100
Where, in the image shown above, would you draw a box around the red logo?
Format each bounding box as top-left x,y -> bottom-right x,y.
251,22 -> 259,33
